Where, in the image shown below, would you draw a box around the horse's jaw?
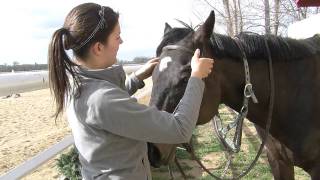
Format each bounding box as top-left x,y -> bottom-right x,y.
196,106 -> 220,125
196,77 -> 222,125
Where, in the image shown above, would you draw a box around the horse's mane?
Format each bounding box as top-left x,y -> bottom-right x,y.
157,24 -> 320,62
212,33 -> 320,61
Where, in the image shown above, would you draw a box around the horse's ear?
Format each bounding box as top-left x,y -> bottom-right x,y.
164,23 -> 172,35
194,11 -> 215,42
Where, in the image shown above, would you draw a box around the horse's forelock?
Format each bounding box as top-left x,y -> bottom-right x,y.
156,27 -> 194,56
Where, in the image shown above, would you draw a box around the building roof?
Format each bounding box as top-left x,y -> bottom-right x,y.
296,0 -> 320,7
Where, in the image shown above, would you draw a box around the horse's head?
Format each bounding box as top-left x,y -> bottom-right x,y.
150,11 -> 220,122
148,11 -> 226,167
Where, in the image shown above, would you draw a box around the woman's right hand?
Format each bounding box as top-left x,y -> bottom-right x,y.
191,49 -> 214,79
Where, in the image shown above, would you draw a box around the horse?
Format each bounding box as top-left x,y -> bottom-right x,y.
148,11 -> 320,179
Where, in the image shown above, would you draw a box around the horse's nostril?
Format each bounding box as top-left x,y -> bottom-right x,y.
147,143 -> 161,168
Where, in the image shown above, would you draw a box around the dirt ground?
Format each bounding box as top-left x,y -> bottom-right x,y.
0,88 -> 70,179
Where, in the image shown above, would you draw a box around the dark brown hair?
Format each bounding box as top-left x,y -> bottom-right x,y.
48,3 -> 119,119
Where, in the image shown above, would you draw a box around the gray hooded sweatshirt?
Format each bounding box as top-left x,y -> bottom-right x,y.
66,65 -> 204,180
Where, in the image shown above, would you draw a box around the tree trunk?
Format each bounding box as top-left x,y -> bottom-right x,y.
232,0 -> 239,35
222,0 -> 234,36
264,0 -> 271,34
274,0 -> 280,35
237,0 -> 243,33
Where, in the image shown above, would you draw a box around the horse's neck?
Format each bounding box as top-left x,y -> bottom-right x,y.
219,59 -> 271,121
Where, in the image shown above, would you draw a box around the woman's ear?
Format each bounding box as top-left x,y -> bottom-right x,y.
193,11 -> 215,44
91,41 -> 104,57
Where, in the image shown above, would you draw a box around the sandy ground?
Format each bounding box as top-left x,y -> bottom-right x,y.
0,88 -> 71,179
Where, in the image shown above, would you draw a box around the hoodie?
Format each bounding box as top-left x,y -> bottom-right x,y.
66,65 -> 204,180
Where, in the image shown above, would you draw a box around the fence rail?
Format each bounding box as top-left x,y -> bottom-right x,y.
0,135 -> 74,180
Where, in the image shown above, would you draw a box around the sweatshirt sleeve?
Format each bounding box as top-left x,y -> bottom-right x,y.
85,77 -> 204,144
125,73 -> 145,95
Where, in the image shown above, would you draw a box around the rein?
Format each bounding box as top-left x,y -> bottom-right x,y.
213,36 -> 259,154
161,36 -> 275,179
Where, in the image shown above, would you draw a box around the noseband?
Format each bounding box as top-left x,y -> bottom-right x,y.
162,45 -> 194,55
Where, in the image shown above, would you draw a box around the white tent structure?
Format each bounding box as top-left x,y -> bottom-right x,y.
288,13 -> 320,39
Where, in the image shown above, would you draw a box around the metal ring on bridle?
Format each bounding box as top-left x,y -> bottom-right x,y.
244,83 -> 253,98
240,106 -> 248,114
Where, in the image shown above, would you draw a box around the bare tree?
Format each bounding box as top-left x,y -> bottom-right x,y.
237,0 -> 243,32
232,0 -> 239,34
222,0 -> 234,35
195,0 -> 319,36
274,0 -> 280,35
264,0 -> 271,34
13,61 -> 19,66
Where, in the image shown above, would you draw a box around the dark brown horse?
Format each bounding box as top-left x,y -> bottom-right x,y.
148,11 -> 320,179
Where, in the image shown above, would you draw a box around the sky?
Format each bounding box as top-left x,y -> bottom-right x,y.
0,0 -> 216,65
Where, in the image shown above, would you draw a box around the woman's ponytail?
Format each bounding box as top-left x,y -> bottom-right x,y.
48,28 -> 78,120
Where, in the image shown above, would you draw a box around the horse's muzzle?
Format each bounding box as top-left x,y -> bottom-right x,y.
147,143 -> 161,168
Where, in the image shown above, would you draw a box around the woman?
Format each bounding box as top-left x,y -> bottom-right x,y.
48,2 -> 214,180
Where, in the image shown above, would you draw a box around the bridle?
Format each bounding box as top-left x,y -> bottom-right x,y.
159,36 -> 275,179
162,45 -> 195,55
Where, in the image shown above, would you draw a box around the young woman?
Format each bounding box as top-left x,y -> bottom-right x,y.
48,3 -> 214,180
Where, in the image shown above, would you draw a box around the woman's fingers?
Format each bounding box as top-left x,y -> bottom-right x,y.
193,49 -> 200,60
148,57 -> 160,63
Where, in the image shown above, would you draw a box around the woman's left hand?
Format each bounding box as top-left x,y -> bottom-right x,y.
134,57 -> 160,80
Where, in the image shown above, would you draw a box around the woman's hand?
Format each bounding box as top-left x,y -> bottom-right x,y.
134,57 -> 160,80
191,49 -> 214,79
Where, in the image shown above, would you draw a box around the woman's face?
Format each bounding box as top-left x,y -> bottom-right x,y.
103,22 -> 123,66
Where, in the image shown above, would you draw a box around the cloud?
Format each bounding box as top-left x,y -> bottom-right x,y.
0,0 -> 208,65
